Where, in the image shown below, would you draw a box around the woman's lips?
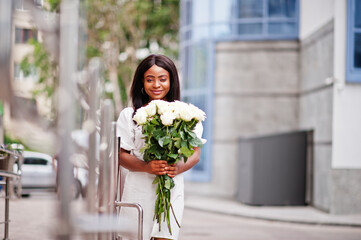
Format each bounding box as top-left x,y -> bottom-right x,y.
151,90 -> 162,95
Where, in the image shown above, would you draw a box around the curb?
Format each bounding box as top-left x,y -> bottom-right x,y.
184,196 -> 361,228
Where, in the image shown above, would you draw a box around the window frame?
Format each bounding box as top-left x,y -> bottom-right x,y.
181,0 -> 299,43
346,0 -> 361,83
15,27 -> 38,44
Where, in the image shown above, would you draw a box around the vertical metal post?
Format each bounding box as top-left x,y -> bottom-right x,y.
87,58 -> 101,215
58,0 -> 79,239
110,121 -> 118,211
0,1 -> 13,239
98,100 -> 114,240
4,177 -> 10,240
0,0 -> 13,105
111,122 -> 118,240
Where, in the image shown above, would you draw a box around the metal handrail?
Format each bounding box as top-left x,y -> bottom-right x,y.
114,201 -> 143,240
0,166 -> 22,240
0,147 -> 23,160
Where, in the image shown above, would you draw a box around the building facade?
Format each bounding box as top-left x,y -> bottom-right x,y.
180,0 -> 361,214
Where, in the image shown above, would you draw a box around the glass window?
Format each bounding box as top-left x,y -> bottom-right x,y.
355,0 -> 361,28
354,33 -> 361,69
268,22 -> 296,35
192,26 -> 210,43
14,63 -> 21,79
211,0 -> 298,40
14,63 -> 38,82
212,23 -> 232,38
213,0 -> 234,22
15,27 -> 37,44
192,43 -> 209,89
192,0 -> 210,25
347,0 -> 361,82
268,0 -> 295,18
238,0 -> 264,18
24,158 -> 48,165
184,0 -> 192,27
238,23 -> 263,35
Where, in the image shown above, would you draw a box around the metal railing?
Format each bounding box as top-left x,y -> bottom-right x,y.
0,146 -> 23,240
0,0 -> 144,239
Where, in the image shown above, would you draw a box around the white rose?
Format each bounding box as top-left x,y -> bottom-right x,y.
189,104 -> 206,121
153,100 -> 169,115
172,101 -> 187,119
160,111 -> 176,126
133,108 -> 148,125
144,102 -> 157,117
179,105 -> 193,122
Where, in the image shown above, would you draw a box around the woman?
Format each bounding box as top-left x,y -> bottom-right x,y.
117,54 -> 206,240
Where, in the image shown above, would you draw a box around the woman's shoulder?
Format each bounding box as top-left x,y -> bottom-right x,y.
119,107 -> 134,117
121,107 -> 134,114
117,107 -> 134,122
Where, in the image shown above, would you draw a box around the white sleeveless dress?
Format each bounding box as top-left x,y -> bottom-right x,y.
116,107 -> 206,240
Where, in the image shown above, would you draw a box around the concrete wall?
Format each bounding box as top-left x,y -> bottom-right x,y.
299,0 -> 334,40
186,41 -> 300,198
299,21 -> 334,212
330,0 -> 361,214
330,169 -> 361,214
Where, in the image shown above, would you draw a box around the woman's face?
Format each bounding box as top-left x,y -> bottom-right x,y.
143,64 -> 171,101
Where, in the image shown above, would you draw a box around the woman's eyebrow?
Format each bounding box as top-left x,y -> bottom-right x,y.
158,74 -> 168,78
145,74 -> 155,78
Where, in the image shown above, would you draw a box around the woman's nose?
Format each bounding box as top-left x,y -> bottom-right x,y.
153,80 -> 160,87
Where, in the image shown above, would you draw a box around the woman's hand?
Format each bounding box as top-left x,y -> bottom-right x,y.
146,160 -> 168,175
166,163 -> 183,178
166,147 -> 201,178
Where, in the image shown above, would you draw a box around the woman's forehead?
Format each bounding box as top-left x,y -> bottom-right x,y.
144,64 -> 169,77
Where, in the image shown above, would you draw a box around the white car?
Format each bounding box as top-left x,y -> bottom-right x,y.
14,151 -> 87,199
18,151 -> 57,195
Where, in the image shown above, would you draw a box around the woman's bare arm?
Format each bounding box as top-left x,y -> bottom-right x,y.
119,148 -> 168,175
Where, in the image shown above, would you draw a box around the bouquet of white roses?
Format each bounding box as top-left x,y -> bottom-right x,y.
133,99 -> 206,235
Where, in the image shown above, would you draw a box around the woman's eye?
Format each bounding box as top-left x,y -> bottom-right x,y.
160,79 -> 167,82
146,79 -> 153,82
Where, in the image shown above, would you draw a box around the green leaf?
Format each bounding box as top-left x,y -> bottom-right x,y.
148,145 -> 158,154
140,145 -> 149,153
164,179 -> 171,189
151,118 -> 160,125
187,131 -> 197,139
154,129 -> 165,140
167,141 -> 173,151
167,153 -> 178,159
143,153 -> 151,162
153,176 -> 159,184
173,120 -> 181,130
155,151 -> 162,160
174,139 -> 181,149
158,136 -> 171,147
172,131 -> 180,138
179,130 -> 186,140
189,137 -> 203,147
180,146 -> 194,157
181,140 -> 188,148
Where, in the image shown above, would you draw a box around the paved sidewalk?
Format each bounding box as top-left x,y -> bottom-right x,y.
184,195 -> 361,227
1,193 -> 361,240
